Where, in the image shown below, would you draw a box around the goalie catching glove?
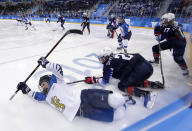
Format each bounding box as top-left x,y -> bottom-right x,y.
84,76 -> 99,84
17,82 -> 31,94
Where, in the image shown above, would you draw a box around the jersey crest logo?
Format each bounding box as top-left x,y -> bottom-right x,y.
51,96 -> 65,111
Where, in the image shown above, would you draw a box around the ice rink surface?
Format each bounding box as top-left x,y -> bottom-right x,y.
0,20 -> 191,131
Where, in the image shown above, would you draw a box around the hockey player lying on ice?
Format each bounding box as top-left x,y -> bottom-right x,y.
17,57 -> 135,122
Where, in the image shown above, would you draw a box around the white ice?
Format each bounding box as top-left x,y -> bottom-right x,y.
0,20 -> 191,131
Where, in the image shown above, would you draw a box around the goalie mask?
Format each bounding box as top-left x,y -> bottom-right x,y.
98,47 -> 113,64
39,75 -> 51,95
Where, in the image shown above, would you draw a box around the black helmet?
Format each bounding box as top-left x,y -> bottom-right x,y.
39,75 -> 51,86
38,75 -> 51,95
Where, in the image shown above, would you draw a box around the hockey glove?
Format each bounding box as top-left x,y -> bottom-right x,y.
113,26 -> 118,30
38,57 -> 49,68
84,76 -> 98,84
17,82 -> 31,94
155,35 -> 161,41
81,22 -> 85,27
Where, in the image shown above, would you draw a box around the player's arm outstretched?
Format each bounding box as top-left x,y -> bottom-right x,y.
16,57 -> 64,101
38,57 -> 64,81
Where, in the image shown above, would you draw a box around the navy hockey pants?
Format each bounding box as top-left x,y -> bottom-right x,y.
76,89 -> 114,122
118,60 -> 153,92
82,23 -> 90,33
152,40 -> 187,66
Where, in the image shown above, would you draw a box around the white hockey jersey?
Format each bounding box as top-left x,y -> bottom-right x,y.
28,62 -> 81,121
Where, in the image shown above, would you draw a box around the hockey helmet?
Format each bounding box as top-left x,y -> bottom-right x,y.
83,12 -> 87,17
38,75 -> 51,95
160,13 -> 175,26
167,13 -> 175,20
118,15 -> 125,24
111,14 -> 115,18
98,47 -> 113,64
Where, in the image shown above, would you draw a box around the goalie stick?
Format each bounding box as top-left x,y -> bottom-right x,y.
9,29 -> 83,101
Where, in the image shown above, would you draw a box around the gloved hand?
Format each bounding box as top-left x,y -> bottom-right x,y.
106,24 -> 110,29
17,82 -> 31,94
81,22 -> 85,26
38,57 -> 49,68
155,35 -> 161,41
84,76 -> 98,84
113,26 -> 117,30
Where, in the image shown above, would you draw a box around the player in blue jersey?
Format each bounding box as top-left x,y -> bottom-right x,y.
106,14 -> 117,38
150,13 -> 189,76
113,15 -> 132,53
57,15 -> 65,30
84,47 -> 164,109
81,12 -> 90,34
24,16 -> 36,30
16,57 -> 135,122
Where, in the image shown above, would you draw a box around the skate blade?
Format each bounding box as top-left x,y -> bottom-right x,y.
146,92 -> 158,109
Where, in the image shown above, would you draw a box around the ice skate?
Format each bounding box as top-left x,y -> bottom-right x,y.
182,69 -> 189,77
123,94 -> 136,105
117,45 -> 123,50
149,59 -> 159,64
150,81 -> 164,89
143,92 -> 157,109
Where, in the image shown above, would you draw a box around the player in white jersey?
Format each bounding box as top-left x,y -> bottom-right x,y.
16,57 -> 134,122
113,15 -> 132,53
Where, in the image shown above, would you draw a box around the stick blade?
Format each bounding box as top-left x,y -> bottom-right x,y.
68,29 -> 83,35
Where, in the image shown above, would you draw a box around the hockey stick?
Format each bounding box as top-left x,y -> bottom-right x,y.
52,24 -> 60,31
67,76 -> 103,84
158,39 -> 165,88
9,29 -> 83,101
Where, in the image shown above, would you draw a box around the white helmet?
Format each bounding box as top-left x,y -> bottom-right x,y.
161,13 -> 175,26
167,13 -> 175,21
111,14 -> 115,18
83,12 -> 87,16
98,47 -> 113,63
